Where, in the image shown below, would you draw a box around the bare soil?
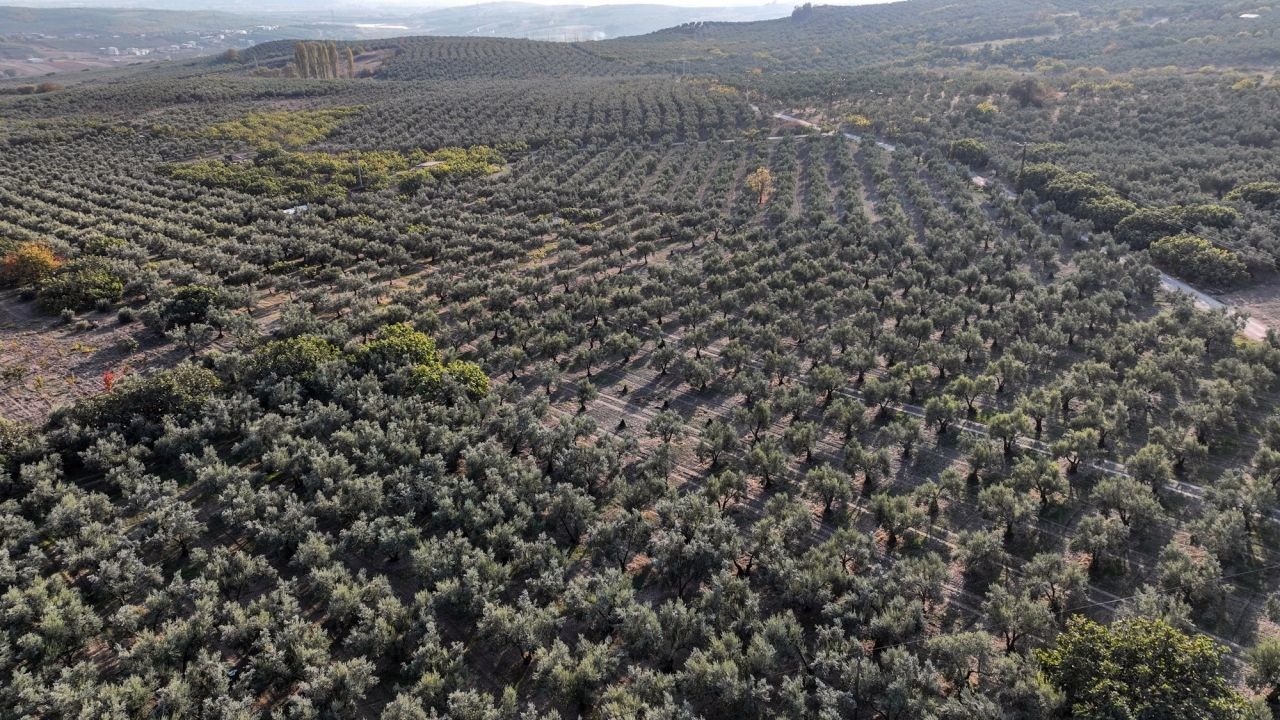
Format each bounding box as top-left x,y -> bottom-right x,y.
353,49 -> 394,76
1221,277 -> 1280,336
0,292 -> 170,423
0,48 -> 151,79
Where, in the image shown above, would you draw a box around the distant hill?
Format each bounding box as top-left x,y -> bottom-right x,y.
226,0 -> 1278,85
405,3 -> 791,42
0,5 -> 254,34
598,0 -> 1280,74
0,3 -> 792,43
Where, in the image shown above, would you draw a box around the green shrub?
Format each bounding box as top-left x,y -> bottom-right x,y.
357,323 -> 439,370
1007,77 -> 1050,107
398,145 -> 505,193
1117,204 -> 1240,248
68,364 -> 220,428
409,359 -> 489,400
0,418 -> 39,468
1038,616 -> 1244,719
445,359 -> 489,399
37,257 -> 125,312
162,285 -> 219,329
251,334 -> 341,381
1226,181 -> 1280,209
1022,164 -> 1237,240
204,106 -> 361,148
1043,171 -> 1112,215
357,323 -> 489,400
1150,234 -> 1248,287
1017,162 -> 1065,194
161,145 -> 504,201
1179,203 -> 1241,229
1079,194 -> 1138,232
1116,207 -> 1190,248
949,138 -> 989,168
82,235 -> 127,255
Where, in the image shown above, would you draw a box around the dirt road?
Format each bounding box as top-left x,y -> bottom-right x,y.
764,106 -> 1273,343
1159,273 -> 1269,341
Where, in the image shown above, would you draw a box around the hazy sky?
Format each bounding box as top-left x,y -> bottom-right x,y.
3,0 -> 897,13
289,0 -> 897,9
410,0 -> 893,6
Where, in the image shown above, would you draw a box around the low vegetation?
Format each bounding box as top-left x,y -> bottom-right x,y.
161,145 -> 505,200
203,106 -> 362,147
1150,234 -> 1250,287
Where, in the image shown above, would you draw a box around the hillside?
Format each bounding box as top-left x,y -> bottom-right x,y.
0,5 -> 300,79
0,5 -> 251,33
0,2 -> 793,79
2,0 -> 1280,717
600,0 -> 1280,72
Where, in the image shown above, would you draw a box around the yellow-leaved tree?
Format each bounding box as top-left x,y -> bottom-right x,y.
746,166 -> 774,206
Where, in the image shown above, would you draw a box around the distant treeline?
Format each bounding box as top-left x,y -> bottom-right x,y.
293,41 -> 355,80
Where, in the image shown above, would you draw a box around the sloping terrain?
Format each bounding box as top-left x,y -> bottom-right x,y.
2,1 -> 1280,718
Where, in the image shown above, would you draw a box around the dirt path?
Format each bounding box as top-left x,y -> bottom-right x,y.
763,105 -> 1276,345
0,293 -> 171,423
1160,274 -> 1269,341
974,174 -> 1272,343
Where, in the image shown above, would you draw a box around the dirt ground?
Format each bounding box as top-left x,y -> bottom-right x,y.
353,50 -> 394,76
949,33 -> 1061,51
0,292 -> 171,424
0,49 -> 152,79
1221,277 -> 1280,337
